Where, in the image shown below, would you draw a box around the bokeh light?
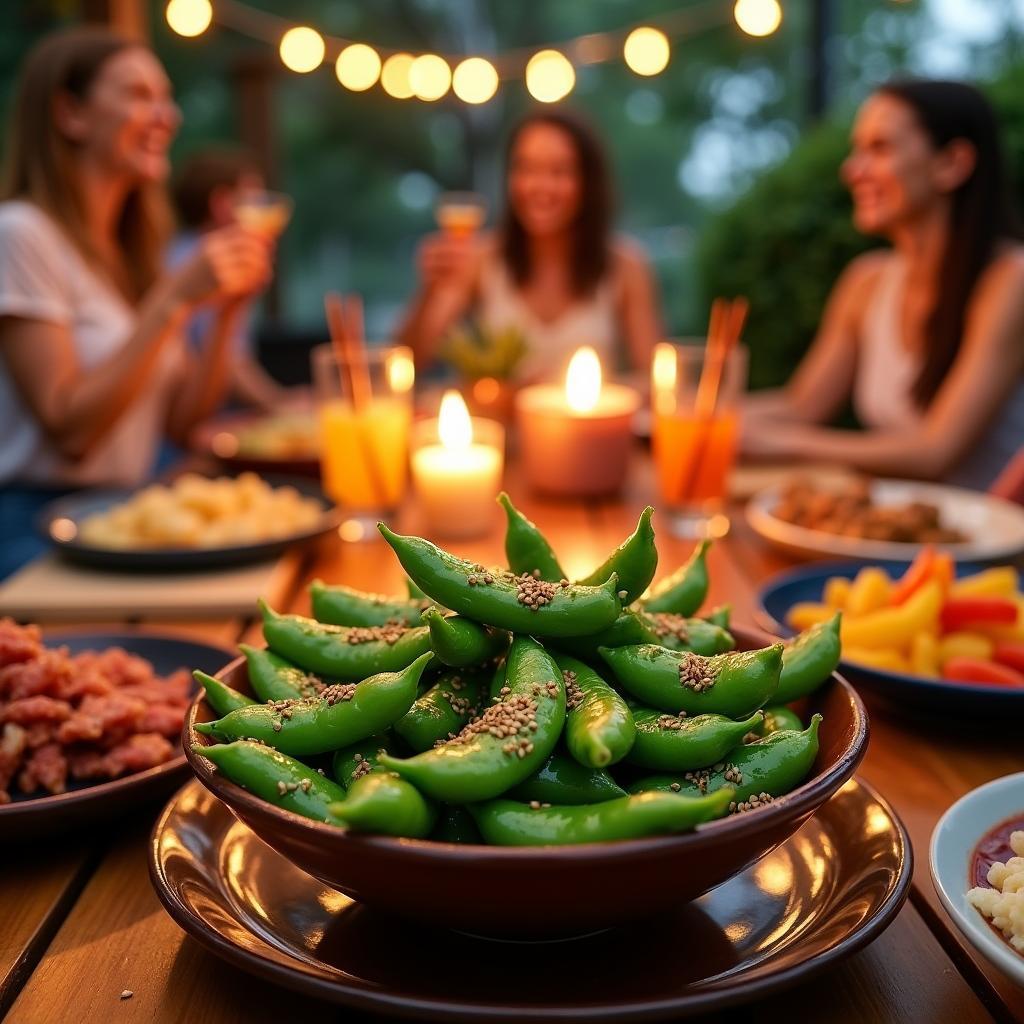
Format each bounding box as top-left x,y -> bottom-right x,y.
525,49 -> 575,103
734,0 -> 783,38
409,54 -> 452,101
165,0 -> 212,38
623,27 -> 670,76
452,57 -> 499,104
335,43 -> 381,92
279,26 -> 325,73
381,53 -> 415,99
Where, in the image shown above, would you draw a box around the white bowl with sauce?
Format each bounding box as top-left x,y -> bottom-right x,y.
930,772 -> 1024,987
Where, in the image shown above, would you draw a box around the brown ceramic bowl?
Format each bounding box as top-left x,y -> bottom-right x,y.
184,626 -> 869,937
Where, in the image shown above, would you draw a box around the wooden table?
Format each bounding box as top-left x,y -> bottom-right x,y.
3,462 -> 1022,1024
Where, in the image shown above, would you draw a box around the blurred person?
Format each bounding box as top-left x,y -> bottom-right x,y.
0,27 -> 273,577
397,109 -> 664,381
742,80 -> 1024,489
170,148 -> 289,411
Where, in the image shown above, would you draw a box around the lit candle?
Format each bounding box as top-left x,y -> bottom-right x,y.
516,347 -> 640,497
411,390 -> 505,537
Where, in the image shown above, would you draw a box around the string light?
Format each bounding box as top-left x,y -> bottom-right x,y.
165,0 -> 211,38
335,43 -> 381,92
734,0 -> 782,37
279,26 -> 325,72
381,53 -> 415,99
409,53 -> 452,101
623,27 -> 670,76
525,49 -> 575,103
452,57 -> 499,104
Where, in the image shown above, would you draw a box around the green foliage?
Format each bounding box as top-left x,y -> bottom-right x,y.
697,62 -> 1024,392
442,322 -> 527,381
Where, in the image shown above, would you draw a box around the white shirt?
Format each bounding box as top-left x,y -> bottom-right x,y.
0,200 -> 184,486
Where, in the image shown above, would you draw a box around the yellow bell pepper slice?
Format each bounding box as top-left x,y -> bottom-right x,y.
844,646 -> 911,672
841,580 -> 943,650
938,631 -> 994,666
824,576 -> 852,610
845,567 -> 892,617
910,632 -> 939,678
949,567 -> 1020,599
786,602 -> 834,631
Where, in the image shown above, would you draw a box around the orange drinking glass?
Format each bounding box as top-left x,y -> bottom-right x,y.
650,341 -> 747,538
435,192 -> 487,238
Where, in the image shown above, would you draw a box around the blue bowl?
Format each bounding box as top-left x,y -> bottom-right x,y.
757,560 -> 1024,717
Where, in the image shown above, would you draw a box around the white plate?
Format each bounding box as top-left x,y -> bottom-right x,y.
930,772 -> 1024,987
746,478 -> 1024,562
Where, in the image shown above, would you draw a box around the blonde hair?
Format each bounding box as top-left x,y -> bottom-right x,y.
1,26 -> 173,301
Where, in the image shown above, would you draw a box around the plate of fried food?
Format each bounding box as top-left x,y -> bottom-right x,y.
190,412 -> 321,477
39,472 -> 340,571
746,476 -> 1024,562
0,618 -> 233,839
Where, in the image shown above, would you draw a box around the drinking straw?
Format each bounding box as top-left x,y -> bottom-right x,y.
324,292 -> 389,511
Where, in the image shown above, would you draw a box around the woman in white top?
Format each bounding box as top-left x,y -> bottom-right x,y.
397,110 -> 664,381
743,80 -> 1024,490
0,28 -> 272,575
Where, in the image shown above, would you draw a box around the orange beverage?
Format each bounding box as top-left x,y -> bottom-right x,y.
435,192 -> 486,238
233,189 -> 293,239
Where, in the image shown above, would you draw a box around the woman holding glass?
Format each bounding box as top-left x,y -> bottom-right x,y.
0,27 -> 273,577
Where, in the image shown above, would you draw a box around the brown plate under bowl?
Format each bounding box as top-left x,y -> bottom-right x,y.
150,776 -> 910,1021
184,626 -> 869,938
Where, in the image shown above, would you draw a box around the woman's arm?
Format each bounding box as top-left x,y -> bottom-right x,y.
744,250 -> 1024,479
615,241 -> 664,372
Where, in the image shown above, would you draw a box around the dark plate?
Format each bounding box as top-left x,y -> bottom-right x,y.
0,630 -> 233,841
757,560 -> 1024,716
37,476 -> 340,572
150,776 -> 910,1021
189,413 -> 321,478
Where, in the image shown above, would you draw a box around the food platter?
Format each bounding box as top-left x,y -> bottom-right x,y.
746,478 -> 1024,562
190,412 -> 321,477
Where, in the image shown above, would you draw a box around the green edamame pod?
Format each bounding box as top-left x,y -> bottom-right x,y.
259,599 -> 432,679
756,705 -> 803,737
626,707 -> 764,772
600,643 -> 783,719
551,609 -> 659,663
470,788 -> 735,846
498,492 -> 565,582
577,507 -> 658,605
628,715 -> 822,813
378,525 -> 622,638
193,740 -> 346,823
394,668 -> 487,752
704,604 -> 731,630
310,579 -> 430,628
328,771 -> 437,838
552,652 -> 635,768
331,734 -> 393,788
641,540 -> 710,616
194,670 -> 255,717
640,612 -> 735,655
776,613 -> 842,703
423,607 -> 508,668
194,653 -> 431,756
431,804 -> 482,843
378,636 -> 566,803
239,643 -> 324,702
407,578 -> 427,600
507,751 -> 626,805
489,659 -> 507,701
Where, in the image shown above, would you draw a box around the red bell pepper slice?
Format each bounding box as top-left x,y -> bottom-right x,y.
993,641 -> 1024,674
939,596 -> 1018,632
891,547 -> 953,606
942,656 -> 1024,687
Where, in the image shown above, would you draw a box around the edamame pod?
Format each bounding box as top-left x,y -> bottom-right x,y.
756,705 -> 803,737
194,653 -> 431,756
193,740 -> 346,823
600,643 -> 783,719
498,491 -> 565,582
239,643 -> 324,701
776,613 -> 842,703
327,771 -> 436,838
470,788 -> 735,846
552,652 -> 635,768
640,612 -> 735,655
424,607 -> 508,668
260,599 -> 432,679
331,734 -> 393,788
310,579 -> 430,628
626,707 -> 764,772
551,609 -> 659,663
507,751 -> 626,805
577,507 -> 658,605
394,668 -> 487,752
704,604 -> 731,630
641,540 -> 710,616
194,670 -> 255,717
378,636 -> 566,802
431,805 -> 482,843
379,525 -> 622,638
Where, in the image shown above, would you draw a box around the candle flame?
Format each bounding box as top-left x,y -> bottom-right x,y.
439,389 -> 473,450
565,346 -> 602,413
386,349 -> 416,393
652,342 -> 678,416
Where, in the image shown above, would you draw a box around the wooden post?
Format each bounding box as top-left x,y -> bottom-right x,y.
80,0 -> 149,41
808,0 -> 834,122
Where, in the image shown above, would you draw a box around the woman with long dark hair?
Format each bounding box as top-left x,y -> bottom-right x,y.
398,109 -> 664,380
743,80 -> 1024,488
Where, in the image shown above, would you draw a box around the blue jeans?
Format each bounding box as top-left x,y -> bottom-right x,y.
0,485 -> 73,581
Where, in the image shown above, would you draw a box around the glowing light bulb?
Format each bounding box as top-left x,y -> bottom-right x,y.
381,53 -> 415,99
565,347 -> 602,414
386,349 -> 416,393
651,342 -> 678,416
165,0 -> 212,38
734,0 -> 783,37
452,57 -> 499,104
439,390 -> 473,450
623,27 -> 670,76
335,43 -> 381,92
525,49 -> 575,104
279,26 -> 325,73
409,54 -> 451,101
